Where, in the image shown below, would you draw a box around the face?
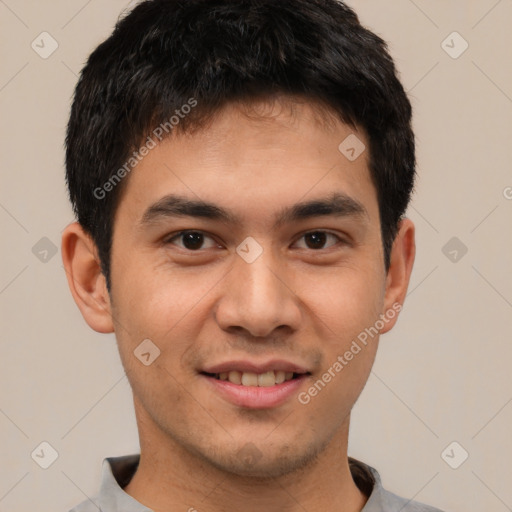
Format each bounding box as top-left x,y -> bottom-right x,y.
101,98 -> 403,477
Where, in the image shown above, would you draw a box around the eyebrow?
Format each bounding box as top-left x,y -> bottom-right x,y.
139,192 -> 368,230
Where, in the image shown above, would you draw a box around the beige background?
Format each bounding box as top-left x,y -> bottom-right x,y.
1,1 -> 511,511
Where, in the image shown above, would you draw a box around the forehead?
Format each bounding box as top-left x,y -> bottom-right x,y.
115,98 -> 378,231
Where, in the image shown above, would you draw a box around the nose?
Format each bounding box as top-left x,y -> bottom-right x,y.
213,246 -> 302,339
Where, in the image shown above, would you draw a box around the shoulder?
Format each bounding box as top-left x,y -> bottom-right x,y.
68,498 -> 100,512
378,487 -> 447,512
349,458 -> 447,512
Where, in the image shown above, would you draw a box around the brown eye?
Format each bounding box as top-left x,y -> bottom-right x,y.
166,231 -> 218,251
294,231 -> 341,250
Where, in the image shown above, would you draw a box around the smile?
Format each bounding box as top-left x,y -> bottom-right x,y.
200,371 -> 311,409
203,370 -> 300,387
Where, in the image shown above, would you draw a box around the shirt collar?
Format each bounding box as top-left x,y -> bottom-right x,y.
92,453 -> 399,512
97,454 -> 152,512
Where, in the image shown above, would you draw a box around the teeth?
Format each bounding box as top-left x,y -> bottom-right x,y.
258,371 -> 276,387
228,371 -> 242,384
241,372 -> 258,386
275,370 -> 286,384
216,370 -> 297,386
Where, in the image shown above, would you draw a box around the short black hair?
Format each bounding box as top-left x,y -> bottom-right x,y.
65,0 -> 415,291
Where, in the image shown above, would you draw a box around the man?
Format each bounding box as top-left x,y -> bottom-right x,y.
62,0 -> 444,510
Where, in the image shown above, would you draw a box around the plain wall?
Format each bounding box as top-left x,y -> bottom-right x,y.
0,1 -> 511,511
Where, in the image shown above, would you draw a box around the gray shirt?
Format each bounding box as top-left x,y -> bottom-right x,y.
69,454 -> 446,512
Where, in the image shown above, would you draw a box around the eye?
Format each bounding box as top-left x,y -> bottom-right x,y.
293,231 -> 343,250
164,230 -> 220,251
164,230 -> 345,252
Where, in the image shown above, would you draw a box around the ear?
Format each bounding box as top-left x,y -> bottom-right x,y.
380,218 -> 416,334
61,222 -> 114,333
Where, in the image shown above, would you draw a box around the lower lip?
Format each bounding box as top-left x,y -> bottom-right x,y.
201,374 -> 309,409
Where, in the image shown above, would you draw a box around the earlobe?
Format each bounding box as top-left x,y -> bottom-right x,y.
380,218 -> 416,334
61,222 -> 114,334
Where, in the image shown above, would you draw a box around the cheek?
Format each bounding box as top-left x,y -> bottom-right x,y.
298,263 -> 385,341
110,264 -> 197,412
297,271 -> 382,428
110,258 -> 224,378
113,257 -> 206,331
296,265 -> 383,405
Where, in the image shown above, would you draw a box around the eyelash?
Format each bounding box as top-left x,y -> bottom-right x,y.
163,230 -> 346,252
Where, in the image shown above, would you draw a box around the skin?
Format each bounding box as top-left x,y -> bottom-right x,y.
61,96 -> 415,512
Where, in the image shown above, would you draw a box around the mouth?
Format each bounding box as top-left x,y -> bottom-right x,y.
201,370 -> 309,387
199,362 -> 312,409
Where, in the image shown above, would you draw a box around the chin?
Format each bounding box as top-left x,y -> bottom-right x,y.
202,442 -> 324,479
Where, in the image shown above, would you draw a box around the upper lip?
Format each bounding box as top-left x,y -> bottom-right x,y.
201,359 -> 311,375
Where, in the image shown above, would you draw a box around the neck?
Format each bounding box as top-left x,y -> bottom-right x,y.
124,405 -> 368,512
